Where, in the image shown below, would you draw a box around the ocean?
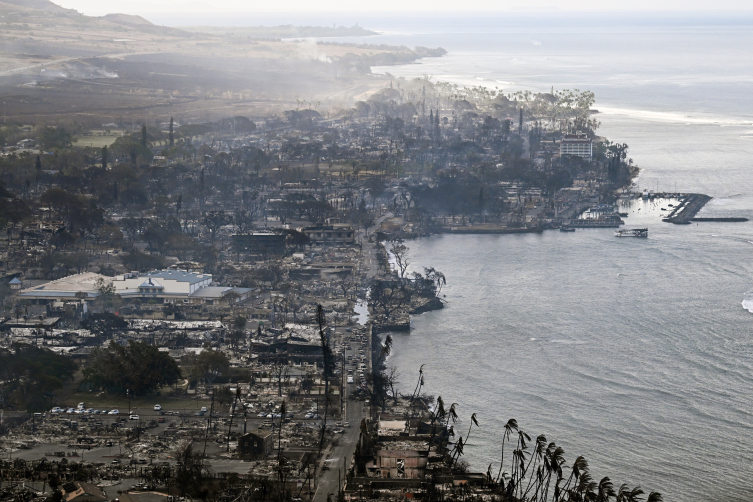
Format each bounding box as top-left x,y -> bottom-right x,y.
355,14 -> 753,501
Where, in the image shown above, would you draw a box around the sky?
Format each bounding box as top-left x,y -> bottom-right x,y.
52,0 -> 753,23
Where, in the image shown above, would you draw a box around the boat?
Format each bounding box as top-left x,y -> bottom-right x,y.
560,226 -> 575,232
615,228 -> 648,238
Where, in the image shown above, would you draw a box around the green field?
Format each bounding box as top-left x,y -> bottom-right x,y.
72,131 -> 124,148
59,386 -> 219,413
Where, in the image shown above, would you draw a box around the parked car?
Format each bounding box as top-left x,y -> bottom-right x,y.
257,412 -> 267,418
51,407 -> 62,414
129,414 -> 139,420
200,407 -> 207,412
154,404 -> 162,411
108,409 -> 120,415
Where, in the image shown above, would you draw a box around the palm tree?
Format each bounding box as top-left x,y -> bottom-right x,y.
495,418 -> 519,484
596,477 -> 616,502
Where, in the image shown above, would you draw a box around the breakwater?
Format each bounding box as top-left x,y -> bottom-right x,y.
691,217 -> 749,223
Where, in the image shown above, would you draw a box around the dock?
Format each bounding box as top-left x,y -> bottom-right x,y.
662,194 -> 712,224
565,218 -> 623,228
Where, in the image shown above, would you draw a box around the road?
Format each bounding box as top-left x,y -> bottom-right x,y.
358,212 -> 392,279
313,328 -> 372,502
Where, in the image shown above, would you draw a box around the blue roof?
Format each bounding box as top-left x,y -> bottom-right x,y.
9,278 -> 22,284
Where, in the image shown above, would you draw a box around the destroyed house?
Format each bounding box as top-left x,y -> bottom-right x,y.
61,482 -> 107,502
375,442 -> 429,479
232,233 -> 286,255
302,224 -> 355,245
239,429 -> 274,458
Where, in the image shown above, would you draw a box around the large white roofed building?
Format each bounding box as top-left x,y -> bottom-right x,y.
560,134 -> 593,159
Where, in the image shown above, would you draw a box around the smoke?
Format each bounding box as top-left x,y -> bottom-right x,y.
296,38 -> 332,63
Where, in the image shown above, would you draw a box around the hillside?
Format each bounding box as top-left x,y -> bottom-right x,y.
180,24 -> 379,39
0,0 -> 445,125
100,13 -> 155,27
0,0 -> 67,12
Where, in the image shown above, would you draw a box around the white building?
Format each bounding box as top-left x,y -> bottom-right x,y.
112,270 -> 250,305
560,134 -> 593,159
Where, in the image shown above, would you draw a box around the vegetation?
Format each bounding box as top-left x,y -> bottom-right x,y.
0,344 -> 78,411
83,340 -> 181,395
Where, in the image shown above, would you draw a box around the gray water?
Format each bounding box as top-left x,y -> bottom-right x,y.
362,15 -> 753,501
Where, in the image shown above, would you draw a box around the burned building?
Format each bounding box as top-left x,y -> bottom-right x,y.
238,429 -> 274,458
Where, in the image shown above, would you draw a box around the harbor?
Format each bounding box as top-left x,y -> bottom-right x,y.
561,192 -> 748,232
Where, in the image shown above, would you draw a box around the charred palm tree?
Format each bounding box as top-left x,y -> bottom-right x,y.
226,387 -> 242,452
316,305 -> 335,454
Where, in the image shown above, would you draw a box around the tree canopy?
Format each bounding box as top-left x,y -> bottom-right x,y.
0,344 -> 78,411
83,340 -> 181,395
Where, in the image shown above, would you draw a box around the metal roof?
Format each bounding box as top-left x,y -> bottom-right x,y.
143,270 -> 211,284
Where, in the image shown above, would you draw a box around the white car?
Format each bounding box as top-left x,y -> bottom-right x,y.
129,414 -> 140,420
154,404 -> 162,411
51,407 -> 62,414
108,409 -> 120,415
200,407 -> 207,412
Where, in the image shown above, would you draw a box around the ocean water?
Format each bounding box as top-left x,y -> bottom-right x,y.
358,15 -> 753,501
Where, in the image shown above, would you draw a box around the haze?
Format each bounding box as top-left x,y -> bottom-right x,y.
52,0 -> 753,19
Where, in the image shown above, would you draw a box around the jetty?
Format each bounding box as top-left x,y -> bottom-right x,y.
662,194 -> 712,224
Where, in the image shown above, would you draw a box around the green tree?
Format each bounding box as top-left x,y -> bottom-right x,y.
83,340 -> 181,395
39,126 -> 72,150
0,344 -> 78,411
81,312 -> 127,338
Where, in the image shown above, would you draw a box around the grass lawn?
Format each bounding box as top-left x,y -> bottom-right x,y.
59,383 -> 217,412
72,132 -> 122,148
